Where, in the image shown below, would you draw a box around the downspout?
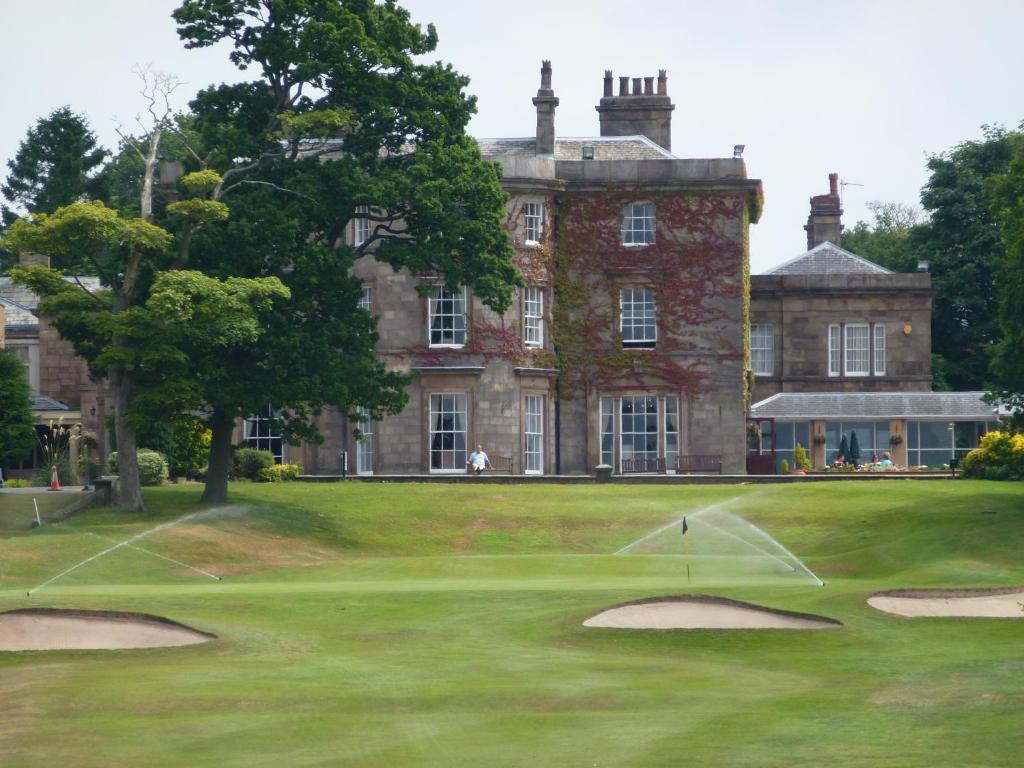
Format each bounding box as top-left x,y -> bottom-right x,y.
553,195 -> 562,475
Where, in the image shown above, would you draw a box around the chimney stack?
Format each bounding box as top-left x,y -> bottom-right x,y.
804,172 -> 844,249
532,60 -> 559,156
596,69 -> 675,152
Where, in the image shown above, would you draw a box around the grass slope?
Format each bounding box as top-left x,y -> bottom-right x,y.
0,480 -> 1022,767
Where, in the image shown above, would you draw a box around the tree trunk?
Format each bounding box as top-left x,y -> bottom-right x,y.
111,367 -> 146,512
201,408 -> 235,504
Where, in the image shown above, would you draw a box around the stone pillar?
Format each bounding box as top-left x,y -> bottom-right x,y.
810,420 -> 827,468
889,419 -> 908,466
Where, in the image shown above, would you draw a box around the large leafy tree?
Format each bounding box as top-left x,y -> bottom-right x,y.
170,0 -> 519,501
1,107 -> 109,229
0,349 -> 36,472
987,137 -> 1024,421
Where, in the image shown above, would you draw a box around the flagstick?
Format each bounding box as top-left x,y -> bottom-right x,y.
34,499 -> 42,528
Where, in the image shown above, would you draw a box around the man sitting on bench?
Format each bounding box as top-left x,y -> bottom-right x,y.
468,444 -> 493,475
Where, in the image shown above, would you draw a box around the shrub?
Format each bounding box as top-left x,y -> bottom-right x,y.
792,442 -> 811,470
962,431 -> 1024,480
233,448 -> 275,480
780,458 -> 790,475
256,463 -> 303,483
107,450 -> 169,486
3,478 -> 32,488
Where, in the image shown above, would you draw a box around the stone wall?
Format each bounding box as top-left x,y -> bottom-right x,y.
751,272 -> 933,402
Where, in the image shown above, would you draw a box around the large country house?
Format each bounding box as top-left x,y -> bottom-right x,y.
2,62 -> 999,478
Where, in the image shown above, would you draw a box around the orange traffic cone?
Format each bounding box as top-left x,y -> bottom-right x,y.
49,465 -> 61,491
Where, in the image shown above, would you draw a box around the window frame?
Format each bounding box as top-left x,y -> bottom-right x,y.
358,285 -> 372,313
523,286 -> 544,348
844,323 -> 871,377
619,287 -> 658,349
621,202 -> 656,246
243,404 -> 284,464
873,323 -> 886,376
428,285 -> 468,348
355,406 -> 374,476
524,394 -> 544,474
353,205 -> 371,247
749,324 -> 774,376
523,202 -> 543,245
619,395 -> 660,472
428,393 -> 468,473
827,324 -> 841,377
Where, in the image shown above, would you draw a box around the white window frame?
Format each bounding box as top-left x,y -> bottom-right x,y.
664,396 -> 680,471
523,202 -> 543,245
523,286 -> 544,347
620,287 -> 657,348
5,341 -> 39,392
355,407 -> 373,476
873,323 -> 886,376
358,285 -> 372,313
428,286 -> 467,348
353,205 -> 371,247
524,395 -> 544,475
750,324 -> 774,376
429,393 -> 468,473
243,405 -> 283,463
844,323 -> 871,377
600,396 -> 615,467
619,395 -> 659,472
621,203 -> 656,246
828,324 -> 841,377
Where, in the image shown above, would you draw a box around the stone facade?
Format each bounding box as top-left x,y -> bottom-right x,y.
750,176 -> 933,405
289,62 -> 762,476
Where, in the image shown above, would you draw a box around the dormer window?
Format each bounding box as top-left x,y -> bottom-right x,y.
523,202 -> 543,244
622,203 -> 655,245
582,146 -> 594,160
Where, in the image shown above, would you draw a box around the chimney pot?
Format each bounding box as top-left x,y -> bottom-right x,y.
657,69 -> 668,95
643,77 -> 654,95
532,59 -> 558,156
829,172 -> 839,197
540,59 -> 552,90
618,76 -> 629,96
603,70 -> 613,97
632,77 -> 642,96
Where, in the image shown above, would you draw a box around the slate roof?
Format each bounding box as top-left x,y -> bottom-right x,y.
750,392 -> 1000,420
0,277 -> 103,329
476,135 -> 675,161
763,241 -> 892,276
30,394 -> 70,411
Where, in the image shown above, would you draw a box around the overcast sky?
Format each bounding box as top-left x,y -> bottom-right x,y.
2,0 -> 1021,272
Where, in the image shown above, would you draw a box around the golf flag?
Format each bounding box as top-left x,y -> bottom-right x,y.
681,517 -> 688,537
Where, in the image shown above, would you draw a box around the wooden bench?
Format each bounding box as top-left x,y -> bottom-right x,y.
469,455 -> 513,473
621,457 -> 666,474
676,454 -> 722,474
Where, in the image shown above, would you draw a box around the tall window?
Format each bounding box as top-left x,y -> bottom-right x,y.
665,396 -> 680,470
621,203 -> 655,245
828,324 -> 841,377
750,325 -> 774,376
429,394 -> 467,472
8,345 -> 32,383
620,396 -> 659,467
600,396 -> 614,466
620,288 -> 657,348
359,286 -> 372,313
354,205 -> 371,246
429,286 -> 467,347
873,324 -> 886,376
523,286 -> 543,347
844,324 -> 870,376
355,407 -> 373,475
523,202 -> 543,244
524,395 -> 544,474
244,405 -> 283,463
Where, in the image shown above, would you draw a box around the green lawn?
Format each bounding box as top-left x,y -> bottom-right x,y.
1,480 -> 1022,767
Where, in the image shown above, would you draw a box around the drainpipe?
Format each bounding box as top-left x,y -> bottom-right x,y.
553,195 -> 562,475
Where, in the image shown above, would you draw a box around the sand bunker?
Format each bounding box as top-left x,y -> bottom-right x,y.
0,608 -> 216,651
868,588 -> 1024,618
583,595 -> 841,630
